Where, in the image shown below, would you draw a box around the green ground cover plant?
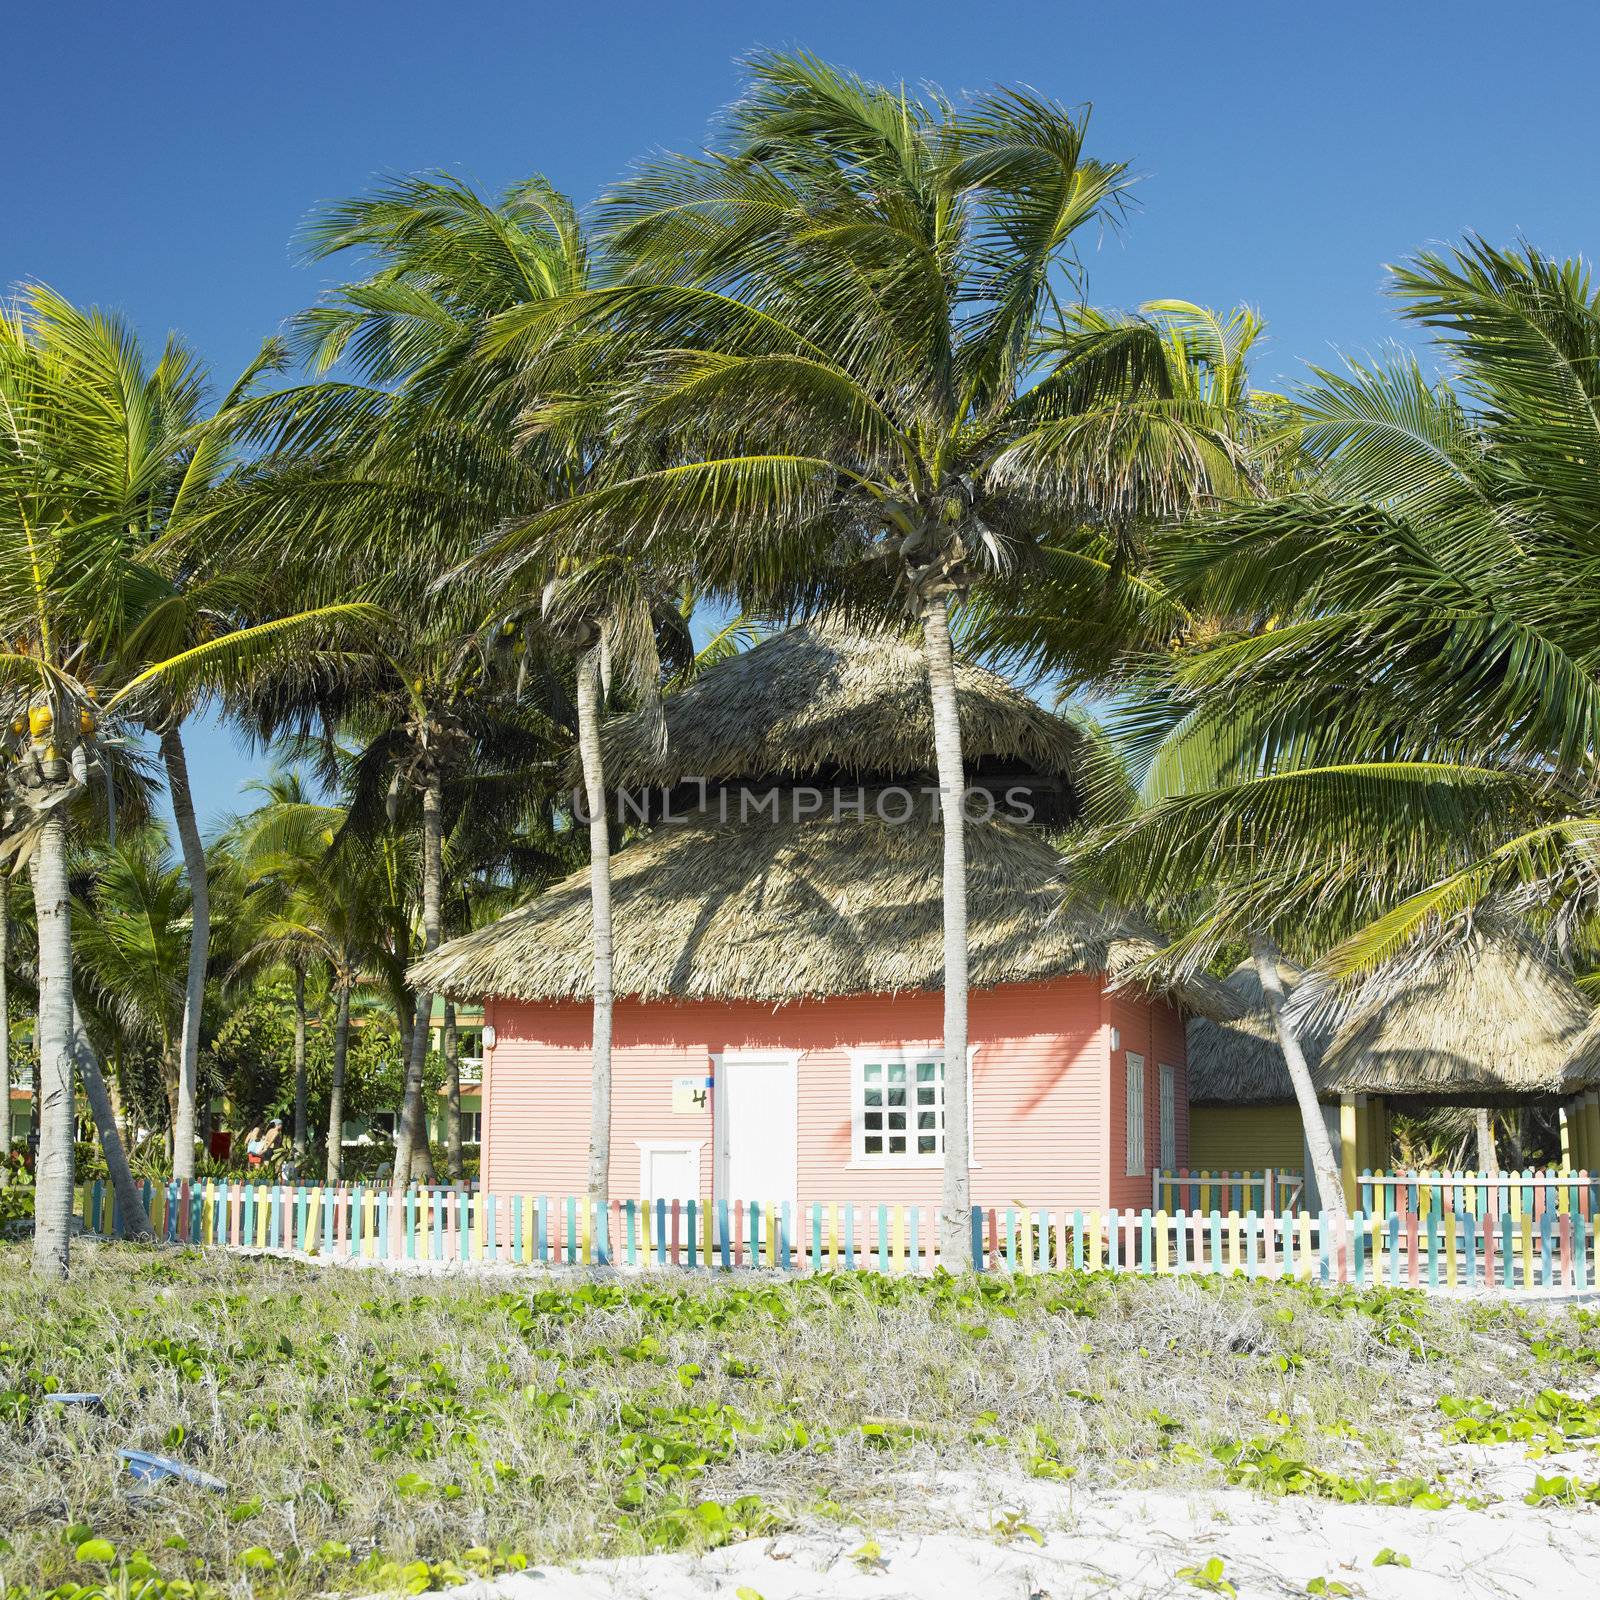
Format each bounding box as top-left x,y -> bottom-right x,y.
1,1247 -> 1598,1599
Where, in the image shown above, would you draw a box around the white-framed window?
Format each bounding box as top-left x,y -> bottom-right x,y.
370,1110 -> 397,1139
1158,1062 -> 1177,1171
1125,1052 -> 1146,1176
460,1110 -> 482,1144
848,1046 -> 979,1166
458,1027 -> 484,1075
862,1054 -> 944,1159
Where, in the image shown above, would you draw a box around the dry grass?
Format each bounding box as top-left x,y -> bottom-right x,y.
0,1242 -> 1596,1598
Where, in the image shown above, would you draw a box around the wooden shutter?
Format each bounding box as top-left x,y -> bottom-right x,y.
1125,1053 -> 1145,1176
1159,1063 -> 1176,1171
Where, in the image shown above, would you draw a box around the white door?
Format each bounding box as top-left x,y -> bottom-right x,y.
716,1054 -> 798,1204
641,1143 -> 699,1202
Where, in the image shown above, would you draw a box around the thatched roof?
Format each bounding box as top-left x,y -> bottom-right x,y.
1320,934 -> 1600,1101
410,806 -> 1236,1018
1190,936 -> 1600,1105
1186,961 -> 1337,1106
597,622 -> 1087,789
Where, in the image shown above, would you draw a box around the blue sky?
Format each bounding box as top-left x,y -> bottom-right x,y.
9,0 -> 1597,826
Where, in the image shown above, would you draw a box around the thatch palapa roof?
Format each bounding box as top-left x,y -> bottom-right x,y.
1186,960 -> 1335,1106
420,620 -> 1234,1020
597,622 -> 1087,789
1189,935 -> 1600,1106
410,805 -> 1236,1019
1320,933 -> 1600,1102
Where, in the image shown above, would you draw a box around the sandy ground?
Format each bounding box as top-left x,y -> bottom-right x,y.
423,1468 -> 1600,1600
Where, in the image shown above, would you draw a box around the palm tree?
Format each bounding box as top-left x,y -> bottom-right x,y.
239,617 -> 568,1193
1077,242 -> 1600,980
1059,239 -> 1600,1207
485,55 -> 1240,1261
220,775 -> 389,1183
108,333 -> 301,1189
72,828 -> 189,1154
0,875 -> 9,1162
68,827 -> 182,1233
224,774 -> 332,1171
958,299 -> 1352,1211
256,173 -> 672,1230
0,288 -> 379,1275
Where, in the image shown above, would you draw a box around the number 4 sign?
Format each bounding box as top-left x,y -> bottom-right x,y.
672,1075 -> 711,1113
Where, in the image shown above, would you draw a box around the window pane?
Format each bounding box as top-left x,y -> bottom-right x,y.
858,1052 -> 950,1160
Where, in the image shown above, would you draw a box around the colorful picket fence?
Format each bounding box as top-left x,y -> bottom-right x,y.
76,1178 -> 1600,1291
1153,1169 -> 1305,1213
1358,1168 -> 1599,1221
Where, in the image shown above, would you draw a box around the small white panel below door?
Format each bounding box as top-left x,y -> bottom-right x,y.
716,1054 -> 799,1204
639,1143 -> 700,1202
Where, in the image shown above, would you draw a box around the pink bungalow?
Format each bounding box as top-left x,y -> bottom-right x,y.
412,626 -> 1230,1211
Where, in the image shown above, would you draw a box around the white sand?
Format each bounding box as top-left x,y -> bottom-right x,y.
431,1469 -> 1599,1599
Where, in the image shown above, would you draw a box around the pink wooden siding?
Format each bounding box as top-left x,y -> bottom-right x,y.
481,975 -> 1187,1207
1155,998 -> 1190,1173
1103,989 -> 1189,1211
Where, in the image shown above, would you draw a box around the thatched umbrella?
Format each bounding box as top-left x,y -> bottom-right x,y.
1320,933 -> 1600,1105
411,803 -> 1235,1018
595,622 -> 1087,790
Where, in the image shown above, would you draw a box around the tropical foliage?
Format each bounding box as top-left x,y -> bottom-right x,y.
3,52 -> 1593,1277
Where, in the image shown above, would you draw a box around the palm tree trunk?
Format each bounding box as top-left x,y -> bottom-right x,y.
1251,933 -> 1346,1222
577,643 -> 614,1218
113,1042 -> 131,1152
160,727 -> 207,1186
395,1010 -> 431,1187
443,1000 -> 463,1183
108,1056 -> 126,1150
162,1053 -> 179,1161
291,967 -> 308,1164
29,1034 -> 40,1160
325,979 -> 351,1185
0,876 -> 10,1162
393,767 -> 444,1197
70,1007 -> 152,1239
1476,1108 -> 1500,1174
29,810 -> 75,1279
922,595 -> 972,1268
